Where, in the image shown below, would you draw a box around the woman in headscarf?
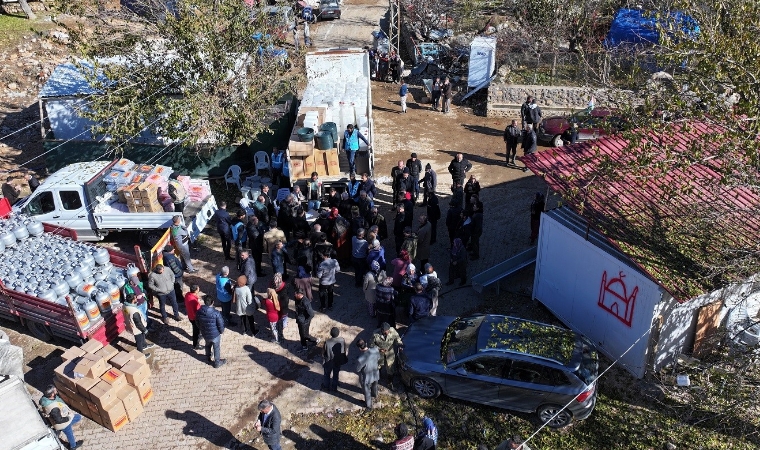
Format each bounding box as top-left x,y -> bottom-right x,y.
417,417 -> 438,447
363,260 -> 386,317
448,238 -> 468,286
233,275 -> 258,336
374,275 -> 397,328
389,249 -> 410,288
292,266 -> 314,303
271,273 -> 289,341
366,239 -> 386,272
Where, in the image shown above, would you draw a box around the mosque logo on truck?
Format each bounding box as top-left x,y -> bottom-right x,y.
598,270 -> 638,327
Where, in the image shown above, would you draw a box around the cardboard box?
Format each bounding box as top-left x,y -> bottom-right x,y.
108,351 -> 134,369
325,149 -> 340,176
54,359 -> 80,391
67,395 -> 87,415
74,355 -> 108,379
289,135 -> 315,157
124,400 -> 144,422
61,346 -> 86,362
121,360 -> 151,387
289,157 -> 305,179
95,345 -> 119,362
100,367 -> 128,391
53,378 -> 78,401
128,349 -> 147,366
116,385 -> 141,411
89,380 -> 118,409
75,376 -> 100,399
100,400 -> 129,432
302,153 -> 316,176
134,378 -> 153,406
81,339 -> 104,354
313,150 -> 328,177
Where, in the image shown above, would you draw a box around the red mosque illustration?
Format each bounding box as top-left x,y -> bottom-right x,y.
598,270 -> 638,327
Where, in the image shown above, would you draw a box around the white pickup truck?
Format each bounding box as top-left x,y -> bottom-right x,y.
13,160 -> 217,242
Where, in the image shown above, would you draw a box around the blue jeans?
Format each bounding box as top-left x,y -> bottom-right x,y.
62,413 -> 82,448
205,335 -> 221,363
346,150 -> 357,174
308,200 -> 321,211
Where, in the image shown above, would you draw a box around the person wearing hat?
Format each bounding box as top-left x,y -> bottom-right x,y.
418,417 -> 438,447
390,160 -> 405,209
322,327 -> 347,391
366,239 -> 386,271
39,385 -> 83,449
401,226 -> 418,263
371,322 -> 403,389
343,124 -> 370,174
419,163 -> 437,206
355,338 -> 380,410
363,259 -> 386,316
402,191 -> 415,228
420,263 -> 441,316
405,153 -> 423,202
124,293 -> 154,356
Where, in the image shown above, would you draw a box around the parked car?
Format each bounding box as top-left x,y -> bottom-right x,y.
398,314 -> 599,428
538,108 -> 625,147
318,0 -> 341,20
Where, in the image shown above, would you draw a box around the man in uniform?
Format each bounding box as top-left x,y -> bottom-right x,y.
39,385 -> 83,449
371,322 -> 403,389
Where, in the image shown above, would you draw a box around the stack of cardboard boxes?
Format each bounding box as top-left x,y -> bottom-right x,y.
52,340 -> 153,432
120,181 -> 163,213
288,106 -> 341,179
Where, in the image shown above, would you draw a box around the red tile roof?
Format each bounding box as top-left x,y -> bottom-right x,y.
522,123 -> 760,301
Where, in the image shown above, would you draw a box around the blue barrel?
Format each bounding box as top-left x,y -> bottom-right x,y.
314,131 -> 334,150
319,122 -> 338,142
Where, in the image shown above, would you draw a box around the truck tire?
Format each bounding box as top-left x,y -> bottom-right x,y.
27,320 -> 53,342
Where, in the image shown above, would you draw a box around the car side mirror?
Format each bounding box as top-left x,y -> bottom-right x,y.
456,367 -> 467,375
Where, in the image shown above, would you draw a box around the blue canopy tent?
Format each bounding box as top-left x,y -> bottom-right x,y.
604,8 -> 699,48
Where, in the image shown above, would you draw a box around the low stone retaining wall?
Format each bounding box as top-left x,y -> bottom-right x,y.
487,84 -> 632,118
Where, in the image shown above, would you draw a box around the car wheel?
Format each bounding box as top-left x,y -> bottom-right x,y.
551,135 -> 564,147
27,320 -> 53,342
411,377 -> 441,399
537,404 -> 573,428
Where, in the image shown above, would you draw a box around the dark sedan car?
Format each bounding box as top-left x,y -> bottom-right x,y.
318,0 -> 341,20
398,315 -> 599,428
537,108 -> 624,147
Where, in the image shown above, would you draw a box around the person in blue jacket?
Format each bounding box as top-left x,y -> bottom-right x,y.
270,147 -> 285,186
343,124 -> 370,175
399,78 -> 408,113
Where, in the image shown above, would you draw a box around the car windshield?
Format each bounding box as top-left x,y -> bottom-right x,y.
441,316 -> 485,364
574,338 -> 599,385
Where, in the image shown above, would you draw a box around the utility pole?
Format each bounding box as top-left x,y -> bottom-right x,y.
388,0 -> 401,55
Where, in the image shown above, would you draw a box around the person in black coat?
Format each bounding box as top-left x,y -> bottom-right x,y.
214,201 -> 234,260
260,185 -> 277,219
196,296 -> 226,368
295,289 -> 318,351
447,153 -> 472,186
426,193 -> 441,245
277,196 -> 294,240
470,202 -> 484,260
402,193 -> 414,228
360,173 -> 377,199
504,119 -> 521,164
395,168 -> 414,201
419,163 -> 437,206
446,203 -> 463,246
405,153 -> 423,201
390,160 -> 405,208
247,216 -> 266,277
255,400 -> 282,449
520,95 -> 533,129
522,124 -> 537,155
464,175 -> 481,207
366,206 -> 388,241
292,207 -> 311,237
394,205 -> 406,253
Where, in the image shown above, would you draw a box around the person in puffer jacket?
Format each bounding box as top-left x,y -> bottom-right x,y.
316,252 -> 340,311
196,295 -> 226,368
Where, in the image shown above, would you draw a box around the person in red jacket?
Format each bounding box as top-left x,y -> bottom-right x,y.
184,284 -> 203,349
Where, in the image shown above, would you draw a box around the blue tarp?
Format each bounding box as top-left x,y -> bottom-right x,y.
604,8 -> 699,48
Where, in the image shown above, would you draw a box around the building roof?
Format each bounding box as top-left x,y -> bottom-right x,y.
39,62 -> 107,98
522,123 -> 760,301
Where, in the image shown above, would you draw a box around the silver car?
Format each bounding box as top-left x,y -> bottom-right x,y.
398,314 -> 599,428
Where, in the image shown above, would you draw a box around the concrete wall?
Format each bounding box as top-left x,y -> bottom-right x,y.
487,84 -> 632,118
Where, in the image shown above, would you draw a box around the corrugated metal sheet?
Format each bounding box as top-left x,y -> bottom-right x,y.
522,124 -> 760,301
39,62 -> 102,98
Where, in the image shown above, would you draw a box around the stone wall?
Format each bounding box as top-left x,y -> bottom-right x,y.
487,84 -> 633,118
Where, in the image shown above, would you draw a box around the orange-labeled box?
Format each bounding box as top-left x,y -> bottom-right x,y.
121,360 -> 151,387
135,378 -> 153,406
80,339 -> 104,354
325,150 -> 340,176
100,367 -> 128,391
100,400 -> 129,432
108,351 -> 134,369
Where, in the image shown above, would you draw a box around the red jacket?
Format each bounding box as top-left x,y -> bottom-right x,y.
184,292 -> 201,321
263,297 -> 280,323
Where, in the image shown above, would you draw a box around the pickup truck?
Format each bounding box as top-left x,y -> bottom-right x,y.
12,160 -> 217,243
0,375 -> 66,450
